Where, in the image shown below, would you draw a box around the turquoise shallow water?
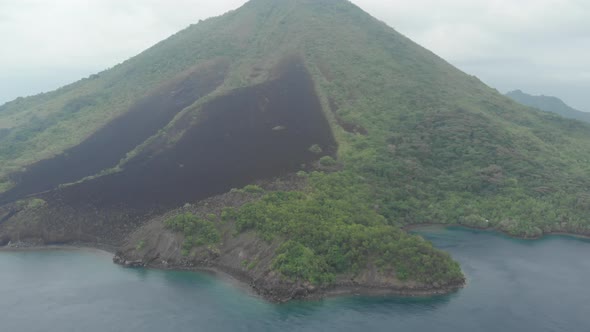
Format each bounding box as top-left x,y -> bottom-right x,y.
1,226 -> 589,332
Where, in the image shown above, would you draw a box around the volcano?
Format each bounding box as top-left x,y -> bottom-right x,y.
1,0 -> 589,301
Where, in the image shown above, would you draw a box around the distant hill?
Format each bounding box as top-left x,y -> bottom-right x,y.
507,90 -> 590,123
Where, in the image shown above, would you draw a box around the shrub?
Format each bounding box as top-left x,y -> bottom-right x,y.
221,207 -> 237,222
164,213 -> 221,253
296,170 -> 308,177
308,144 -> 323,154
272,241 -> 334,284
241,184 -> 264,194
319,156 -> 337,167
135,240 -> 146,251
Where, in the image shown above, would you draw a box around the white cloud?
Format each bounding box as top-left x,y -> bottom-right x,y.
359,0 -> 590,110
0,0 -> 588,111
0,0 -> 243,70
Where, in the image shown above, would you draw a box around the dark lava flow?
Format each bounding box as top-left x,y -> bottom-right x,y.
0,61 -> 228,205
44,59 -> 336,212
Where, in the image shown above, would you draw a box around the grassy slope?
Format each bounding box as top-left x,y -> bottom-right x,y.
3,0 -> 590,285
281,0 -> 590,238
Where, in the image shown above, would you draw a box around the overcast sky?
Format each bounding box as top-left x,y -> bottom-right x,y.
1,0 -> 588,111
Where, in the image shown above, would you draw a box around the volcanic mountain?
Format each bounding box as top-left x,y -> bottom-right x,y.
1,0 -> 590,301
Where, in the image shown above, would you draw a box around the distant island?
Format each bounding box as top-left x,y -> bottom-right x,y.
507,90 -> 590,123
1,0 -> 590,302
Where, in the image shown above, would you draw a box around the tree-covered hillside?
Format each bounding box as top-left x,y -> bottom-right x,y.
2,0 -> 590,288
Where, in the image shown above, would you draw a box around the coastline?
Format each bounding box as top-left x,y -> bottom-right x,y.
0,240 -> 464,302
404,223 -> 590,241
113,251 -> 465,302
0,243 -> 116,254
149,263 -> 465,303
7,221 -> 587,303
309,282 -> 464,301
0,242 -> 261,298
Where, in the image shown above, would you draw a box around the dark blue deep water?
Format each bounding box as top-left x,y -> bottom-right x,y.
1,226 -> 589,332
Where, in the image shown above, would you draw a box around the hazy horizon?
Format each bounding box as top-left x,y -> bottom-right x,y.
1,0 -> 588,112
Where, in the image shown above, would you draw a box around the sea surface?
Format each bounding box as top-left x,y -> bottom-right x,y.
1,226 -> 589,332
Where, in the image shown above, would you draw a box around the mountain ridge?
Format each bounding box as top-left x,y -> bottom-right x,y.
506,89 -> 590,123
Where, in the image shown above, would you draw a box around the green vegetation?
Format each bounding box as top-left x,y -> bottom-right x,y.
296,170 -> 308,178
318,156 -> 337,167
136,240 -> 146,251
308,144 -> 323,154
240,185 -> 265,194
242,258 -> 259,270
227,171 -> 463,284
164,213 -> 221,255
273,240 -> 334,284
281,0 -> 590,238
16,198 -> 47,210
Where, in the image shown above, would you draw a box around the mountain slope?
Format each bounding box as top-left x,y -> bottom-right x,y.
1,0 -> 590,300
507,89 -> 590,123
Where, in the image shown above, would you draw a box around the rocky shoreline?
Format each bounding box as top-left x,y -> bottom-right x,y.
0,241 -> 116,254
111,250 -> 465,303
0,238 -> 464,303
6,220 -> 589,303
404,223 -> 590,241
4,220 -> 588,303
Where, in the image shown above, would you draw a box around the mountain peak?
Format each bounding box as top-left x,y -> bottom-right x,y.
246,0 -> 350,6
241,0 -> 368,21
